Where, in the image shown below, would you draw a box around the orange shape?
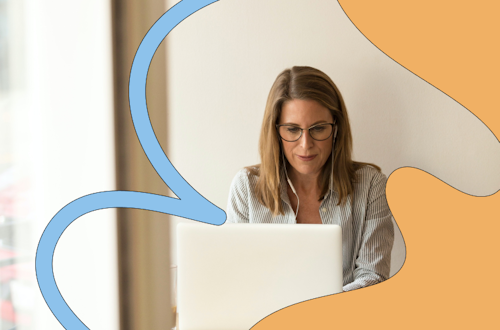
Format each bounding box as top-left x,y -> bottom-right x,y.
338,0 -> 500,137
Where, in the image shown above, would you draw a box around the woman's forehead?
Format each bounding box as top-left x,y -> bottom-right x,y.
279,99 -> 333,124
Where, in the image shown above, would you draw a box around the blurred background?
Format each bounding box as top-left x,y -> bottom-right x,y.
1,0 -> 499,329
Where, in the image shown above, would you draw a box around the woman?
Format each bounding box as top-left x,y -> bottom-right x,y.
226,66 -> 394,292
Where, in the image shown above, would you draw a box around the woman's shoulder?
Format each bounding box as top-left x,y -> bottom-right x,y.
354,163 -> 387,185
230,166 -> 260,188
352,163 -> 389,205
228,166 -> 260,205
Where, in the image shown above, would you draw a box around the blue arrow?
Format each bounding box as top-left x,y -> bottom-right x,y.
35,0 -> 224,329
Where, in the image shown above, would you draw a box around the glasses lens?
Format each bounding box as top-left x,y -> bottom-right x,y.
310,124 -> 333,140
279,126 -> 301,141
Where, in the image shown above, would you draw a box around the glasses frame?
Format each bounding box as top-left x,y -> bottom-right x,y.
276,122 -> 336,142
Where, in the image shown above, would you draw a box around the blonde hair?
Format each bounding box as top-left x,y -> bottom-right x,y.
247,66 -> 380,216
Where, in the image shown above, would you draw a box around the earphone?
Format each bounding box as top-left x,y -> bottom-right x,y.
287,177 -> 297,194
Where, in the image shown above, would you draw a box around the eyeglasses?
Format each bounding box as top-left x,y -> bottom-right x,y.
276,123 -> 335,142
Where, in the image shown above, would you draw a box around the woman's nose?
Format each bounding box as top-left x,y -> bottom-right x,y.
299,129 -> 314,148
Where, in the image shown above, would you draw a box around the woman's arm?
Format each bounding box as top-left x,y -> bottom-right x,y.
226,170 -> 251,223
343,171 -> 395,292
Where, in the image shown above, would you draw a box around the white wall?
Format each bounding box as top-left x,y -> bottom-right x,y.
23,0 -> 119,329
165,0 -> 500,277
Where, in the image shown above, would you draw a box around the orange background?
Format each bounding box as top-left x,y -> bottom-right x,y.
252,1 -> 500,329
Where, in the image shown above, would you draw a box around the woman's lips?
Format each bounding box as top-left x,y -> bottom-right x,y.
297,155 -> 317,161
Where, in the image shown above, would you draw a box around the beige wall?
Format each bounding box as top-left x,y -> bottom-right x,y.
165,0 -> 500,276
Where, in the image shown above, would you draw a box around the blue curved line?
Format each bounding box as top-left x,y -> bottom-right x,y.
36,0 -> 224,329
130,0 -> 218,197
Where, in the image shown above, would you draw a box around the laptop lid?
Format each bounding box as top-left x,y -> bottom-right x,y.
177,223 -> 343,330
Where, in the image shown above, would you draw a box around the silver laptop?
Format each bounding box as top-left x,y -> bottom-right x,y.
177,223 -> 343,330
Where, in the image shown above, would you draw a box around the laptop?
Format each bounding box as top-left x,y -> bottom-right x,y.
176,223 -> 343,330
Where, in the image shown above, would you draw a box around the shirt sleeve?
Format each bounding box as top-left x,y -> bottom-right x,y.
343,171 -> 395,292
226,170 -> 250,223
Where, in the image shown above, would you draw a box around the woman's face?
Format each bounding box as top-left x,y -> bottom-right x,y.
278,99 -> 334,180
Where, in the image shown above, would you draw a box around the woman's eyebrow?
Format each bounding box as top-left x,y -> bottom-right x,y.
311,120 -> 329,125
281,120 -> 330,126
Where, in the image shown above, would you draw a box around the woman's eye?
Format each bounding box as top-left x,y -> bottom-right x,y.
311,126 -> 326,132
286,127 -> 300,133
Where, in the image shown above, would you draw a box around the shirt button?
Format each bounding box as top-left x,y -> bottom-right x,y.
321,207 -> 327,212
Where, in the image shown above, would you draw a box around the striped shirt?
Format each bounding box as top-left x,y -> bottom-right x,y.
226,165 -> 394,292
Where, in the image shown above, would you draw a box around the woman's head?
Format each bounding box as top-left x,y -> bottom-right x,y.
278,98 -> 335,182
250,66 -> 374,215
